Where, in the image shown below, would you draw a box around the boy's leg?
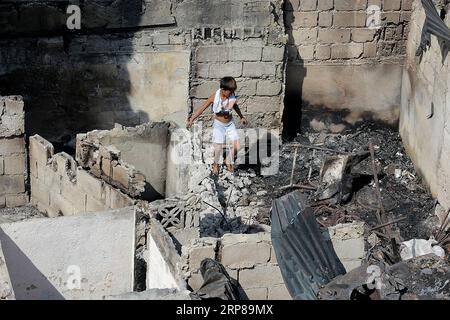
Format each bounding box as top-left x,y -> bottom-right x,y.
213,143 -> 222,175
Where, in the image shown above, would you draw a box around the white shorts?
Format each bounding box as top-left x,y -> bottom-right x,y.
212,120 -> 239,144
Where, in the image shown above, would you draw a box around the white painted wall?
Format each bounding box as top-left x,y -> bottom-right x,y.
0,207 -> 135,300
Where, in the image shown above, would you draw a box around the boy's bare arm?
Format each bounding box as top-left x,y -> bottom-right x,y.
187,94 -> 214,128
233,104 -> 248,125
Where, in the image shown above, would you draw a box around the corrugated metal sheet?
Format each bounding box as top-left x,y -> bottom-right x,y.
271,191 -> 346,300
417,0 -> 450,60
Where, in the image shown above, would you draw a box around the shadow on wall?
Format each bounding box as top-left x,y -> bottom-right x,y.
0,228 -> 65,300
0,0 -> 152,150
282,0 -> 307,140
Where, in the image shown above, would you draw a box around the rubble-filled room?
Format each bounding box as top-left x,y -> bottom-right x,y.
1,0 -> 450,301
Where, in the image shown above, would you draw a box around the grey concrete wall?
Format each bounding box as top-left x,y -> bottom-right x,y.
283,0 -> 413,135
400,0 -> 450,207
0,96 -> 28,208
0,0 -> 285,143
0,207 -> 136,300
30,135 -> 134,217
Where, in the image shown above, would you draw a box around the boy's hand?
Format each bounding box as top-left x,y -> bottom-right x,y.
240,117 -> 248,126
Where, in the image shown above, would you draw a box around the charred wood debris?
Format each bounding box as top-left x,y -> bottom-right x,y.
247,123 -> 450,300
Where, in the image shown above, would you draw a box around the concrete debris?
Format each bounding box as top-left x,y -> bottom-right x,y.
318,254 -> 450,300
400,239 -> 445,261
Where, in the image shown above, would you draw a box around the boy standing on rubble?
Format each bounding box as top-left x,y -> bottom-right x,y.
187,77 -> 248,176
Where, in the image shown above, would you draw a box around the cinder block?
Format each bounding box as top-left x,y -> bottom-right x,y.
318,29 -> 351,43
0,137 -> 25,157
256,80 -> 282,96
0,115 -> 24,137
29,135 -> 53,165
236,80 -> 258,96
319,12 -> 333,27
363,42 -> 377,57
197,46 -> 229,62
153,32 -> 169,45
268,284 -> 291,300
262,46 -> 285,62
381,12 -> 400,24
77,169 -> 104,200
0,157 -> 3,175
245,287 -> 268,300
243,96 -> 281,113
383,0 -> 401,10
318,0 -> 334,10
0,196 -> 5,208
190,81 -> 218,99
331,238 -> 365,260
333,12 -> 367,27
352,29 -> 376,42
331,43 -> 364,59
292,12 -> 318,28
299,0 -> 317,11
189,244 -> 216,273
196,63 -> 209,78
238,264 -> 285,288
297,45 -> 315,60
229,47 -> 262,61
4,96 -> 24,115
4,154 -> 25,175
208,62 -> 242,78
291,28 -> 318,44
0,175 -> 25,194
315,45 -> 331,59
242,62 -> 277,77
221,242 -> 271,268
402,0 -> 413,11
5,194 -> 28,207
335,0 -> 367,10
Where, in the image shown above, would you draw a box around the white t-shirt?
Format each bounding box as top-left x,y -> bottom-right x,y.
212,89 -> 237,114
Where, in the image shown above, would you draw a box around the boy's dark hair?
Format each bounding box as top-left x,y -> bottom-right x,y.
220,77 -> 237,91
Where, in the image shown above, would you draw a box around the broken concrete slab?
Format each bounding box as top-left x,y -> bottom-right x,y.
146,218 -> 186,291
0,241 -> 14,300
0,207 -> 136,300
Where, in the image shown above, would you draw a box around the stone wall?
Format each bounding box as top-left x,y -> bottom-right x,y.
0,96 -> 27,208
29,135 -> 134,217
400,0 -> 450,208
0,0 -> 285,143
284,0 -> 413,135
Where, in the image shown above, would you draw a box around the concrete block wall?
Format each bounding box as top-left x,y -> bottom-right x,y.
181,233 -> 291,300
400,0 -> 450,208
284,0 -> 413,133
0,96 -> 27,208
29,134 -> 134,217
0,0 -> 285,143
180,222 -> 366,300
285,0 -> 412,62
76,122 -> 171,200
